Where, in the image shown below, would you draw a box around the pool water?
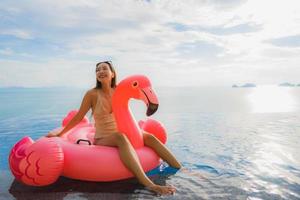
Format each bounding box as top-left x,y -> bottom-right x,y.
1,86 -> 300,199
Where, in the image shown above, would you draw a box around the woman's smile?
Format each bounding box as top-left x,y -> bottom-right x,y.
98,73 -> 109,79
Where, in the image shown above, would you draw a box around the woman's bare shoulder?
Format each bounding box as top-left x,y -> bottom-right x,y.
86,88 -> 97,94
86,88 -> 99,99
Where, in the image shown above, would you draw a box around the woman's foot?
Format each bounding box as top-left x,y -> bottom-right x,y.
147,184 -> 176,195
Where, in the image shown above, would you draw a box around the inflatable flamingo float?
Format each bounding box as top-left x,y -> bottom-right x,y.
8,75 -> 167,186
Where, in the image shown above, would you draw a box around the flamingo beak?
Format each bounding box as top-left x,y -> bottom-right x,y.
147,102 -> 158,116
141,87 -> 159,116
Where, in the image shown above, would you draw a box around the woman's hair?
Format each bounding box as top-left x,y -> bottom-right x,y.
94,61 -> 117,89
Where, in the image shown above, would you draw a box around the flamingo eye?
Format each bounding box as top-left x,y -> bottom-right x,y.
132,81 -> 138,88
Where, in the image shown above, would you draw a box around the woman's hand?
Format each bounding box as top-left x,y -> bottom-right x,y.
46,130 -> 61,138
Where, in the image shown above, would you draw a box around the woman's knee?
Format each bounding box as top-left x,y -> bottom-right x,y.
115,133 -> 129,145
143,132 -> 157,145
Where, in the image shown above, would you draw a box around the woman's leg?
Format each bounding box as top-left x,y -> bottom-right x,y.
93,133 -> 176,195
143,132 -> 182,169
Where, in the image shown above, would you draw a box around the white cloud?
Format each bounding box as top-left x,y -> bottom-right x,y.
0,48 -> 13,56
0,0 -> 299,87
0,29 -> 33,39
0,59 -> 95,88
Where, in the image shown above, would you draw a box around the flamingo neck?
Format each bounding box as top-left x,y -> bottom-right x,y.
112,94 -> 144,148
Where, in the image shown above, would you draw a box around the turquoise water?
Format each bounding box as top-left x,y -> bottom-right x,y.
1,87 -> 300,199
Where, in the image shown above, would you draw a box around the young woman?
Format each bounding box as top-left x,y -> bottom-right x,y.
46,61 -> 182,195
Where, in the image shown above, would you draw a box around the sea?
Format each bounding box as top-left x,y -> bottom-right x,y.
0,85 -> 300,199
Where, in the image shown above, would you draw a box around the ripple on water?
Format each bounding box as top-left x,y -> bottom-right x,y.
1,89 -> 300,199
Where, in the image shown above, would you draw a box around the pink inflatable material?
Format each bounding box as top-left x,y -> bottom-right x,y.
8,75 -> 167,186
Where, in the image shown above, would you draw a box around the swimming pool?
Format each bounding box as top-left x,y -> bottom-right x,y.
1,87 -> 300,199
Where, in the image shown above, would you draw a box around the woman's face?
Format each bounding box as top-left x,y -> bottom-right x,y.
96,63 -> 114,84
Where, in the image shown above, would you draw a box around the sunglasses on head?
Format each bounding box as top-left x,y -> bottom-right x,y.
96,60 -> 112,66
96,61 -> 113,71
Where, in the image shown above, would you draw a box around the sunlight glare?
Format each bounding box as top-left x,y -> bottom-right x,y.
247,85 -> 296,113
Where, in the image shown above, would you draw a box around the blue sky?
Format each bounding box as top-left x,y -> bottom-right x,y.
0,0 -> 300,88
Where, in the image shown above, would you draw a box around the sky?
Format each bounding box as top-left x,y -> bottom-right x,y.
0,0 -> 300,88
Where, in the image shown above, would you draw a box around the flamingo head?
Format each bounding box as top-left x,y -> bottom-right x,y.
113,75 -> 159,116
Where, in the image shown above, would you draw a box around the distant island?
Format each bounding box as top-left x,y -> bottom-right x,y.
0,86 -> 82,89
0,86 -> 26,89
278,82 -> 298,87
232,83 -> 256,88
232,82 -> 300,88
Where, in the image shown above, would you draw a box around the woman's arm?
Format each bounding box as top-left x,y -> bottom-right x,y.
47,90 -> 92,137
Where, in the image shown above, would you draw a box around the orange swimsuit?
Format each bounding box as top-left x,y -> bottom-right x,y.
92,90 -> 118,139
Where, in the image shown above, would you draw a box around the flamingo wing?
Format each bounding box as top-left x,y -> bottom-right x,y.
9,137 -> 64,186
139,118 -> 167,144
